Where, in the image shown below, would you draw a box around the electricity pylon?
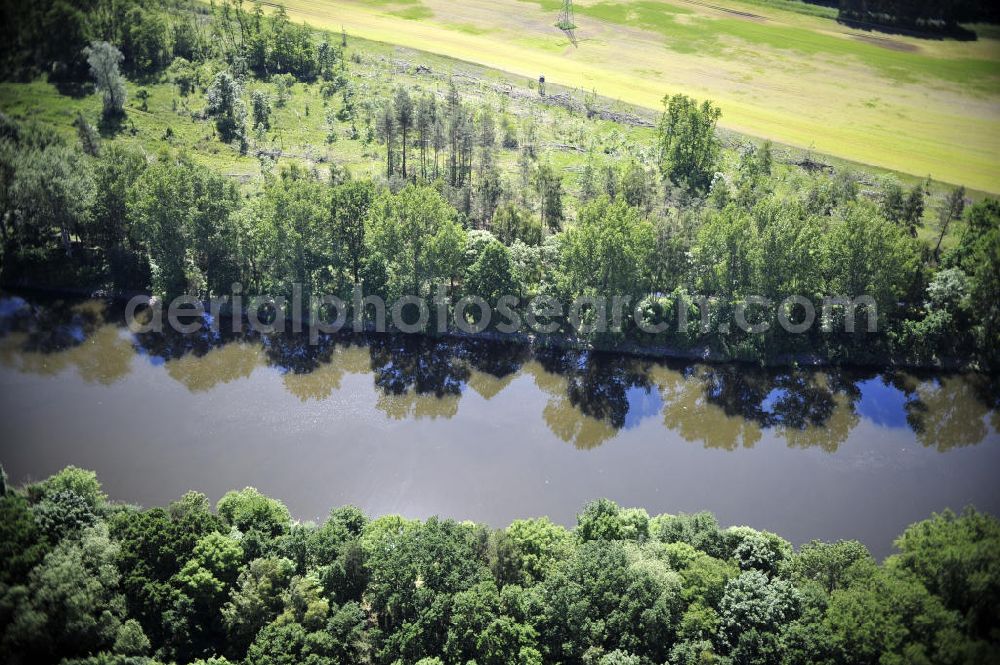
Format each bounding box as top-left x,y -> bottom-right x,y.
556,0 -> 576,31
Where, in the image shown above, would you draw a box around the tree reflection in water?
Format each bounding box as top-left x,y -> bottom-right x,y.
654,363 -> 765,450
367,335 -> 470,420
164,342 -> 265,393
893,372 -> 1000,452
281,344 -> 370,402
656,366 -> 865,452
1,294 -> 998,451
526,357 -> 618,450
0,295 -> 133,385
522,348 -> 656,449
131,310 -> 263,392
460,339 -> 529,401
537,348 -> 655,429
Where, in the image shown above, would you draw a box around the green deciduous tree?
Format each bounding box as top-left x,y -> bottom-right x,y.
34,465 -> 107,509
251,90 -> 271,130
791,539 -> 873,593
536,539 -> 682,662
222,557 -> 296,657
120,5 -> 170,75
217,487 -> 291,542
206,71 -> 246,146
888,508 -> 1000,643
84,41 -> 127,118
167,56 -> 197,96
113,618 -> 150,656
946,199 -> 1000,362
464,239 -> 516,306
108,492 -> 221,654
365,184 -> 460,299
127,153 -> 240,298
576,499 -> 650,542
817,566 -> 966,664
497,517 -> 573,586
826,200 -> 920,324
32,490 -> 98,542
0,525 -> 125,664
650,512 -> 726,559
492,202 -> 542,246
361,516 -> 488,662
330,179 -> 376,285
90,143 -> 147,287
12,142 -> 94,256
934,186 -> 966,262
534,163 -> 563,233
656,94 -> 721,194
717,569 -> 800,660
559,197 -> 656,300
0,492 -> 50,588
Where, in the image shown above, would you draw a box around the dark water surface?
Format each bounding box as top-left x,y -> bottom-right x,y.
1,293 -> 998,558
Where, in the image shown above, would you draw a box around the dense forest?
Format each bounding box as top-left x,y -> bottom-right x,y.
0,0 -> 998,370
0,465 -> 998,665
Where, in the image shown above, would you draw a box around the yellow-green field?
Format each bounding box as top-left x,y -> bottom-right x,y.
263,0 -> 1000,192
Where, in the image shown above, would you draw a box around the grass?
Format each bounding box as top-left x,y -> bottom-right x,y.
0,72 -> 380,180
261,0 -> 1000,192
389,6 -> 433,20
443,22 -> 493,35
726,0 -> 838,20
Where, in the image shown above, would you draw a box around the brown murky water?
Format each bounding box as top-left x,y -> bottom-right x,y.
1,293 -> 998,558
